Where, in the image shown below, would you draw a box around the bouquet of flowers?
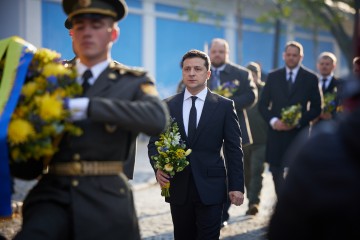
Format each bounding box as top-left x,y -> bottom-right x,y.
213,79 -> 239,98
7,48 -> 82,163
323,92 -> 337,114
281,104 -> 302,127
151,118 -> 191,197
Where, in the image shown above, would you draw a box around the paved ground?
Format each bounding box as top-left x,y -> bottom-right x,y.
1,137 -> 277,239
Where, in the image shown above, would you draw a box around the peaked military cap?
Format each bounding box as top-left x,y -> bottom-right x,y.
63,0 -> 128,29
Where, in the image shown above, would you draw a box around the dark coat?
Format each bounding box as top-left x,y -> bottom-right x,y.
14,61 -> 169,240
258,66 -> 321,167
208,63 -> 257,146
148,90 -> 244,205
268,107 -> 360,240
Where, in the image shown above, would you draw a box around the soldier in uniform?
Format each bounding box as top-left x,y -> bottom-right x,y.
12,0 -> 169,239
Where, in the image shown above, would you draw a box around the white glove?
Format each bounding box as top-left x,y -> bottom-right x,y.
66,98 -> 90,121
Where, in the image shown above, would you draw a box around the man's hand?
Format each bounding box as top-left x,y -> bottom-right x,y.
320,112 -> 332,120
65,97 -> 89,121
273,119 -> 295,131
229,191 -> 244,206
156,169 -> 170,188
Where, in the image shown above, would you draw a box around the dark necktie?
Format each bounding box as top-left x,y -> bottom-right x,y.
188,96 -> 198,143
322,78 -> 328,92
82,69 -> 93,94
288,71 -> 293,92
211,69 -> 220,90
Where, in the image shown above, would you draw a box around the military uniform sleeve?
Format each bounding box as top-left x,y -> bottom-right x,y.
88,65 -> 169,136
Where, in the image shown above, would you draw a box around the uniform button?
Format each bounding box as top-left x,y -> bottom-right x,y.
119,188 -> 125,194
72,180 -> 79,187
73,153 -> 81,161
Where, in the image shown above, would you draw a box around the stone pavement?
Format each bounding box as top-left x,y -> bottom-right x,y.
5,137 -> 277,240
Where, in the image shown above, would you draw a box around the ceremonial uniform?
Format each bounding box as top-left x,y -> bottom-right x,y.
12,1 -> 169,239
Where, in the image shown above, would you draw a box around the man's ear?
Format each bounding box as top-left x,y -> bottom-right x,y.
111,27 -> 119,41
69,29 -> 73,37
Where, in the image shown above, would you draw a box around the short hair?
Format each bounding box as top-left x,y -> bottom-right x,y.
318,52 -> 337,64
285,41 -> 304,56
210,38 -> 230,53
246,61 -> 261,76
180,49 -> 211,71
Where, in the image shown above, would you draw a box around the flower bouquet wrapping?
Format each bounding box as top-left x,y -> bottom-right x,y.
213,79 -> 239,98
151,118 -> 191,197
323,92 -> 337,114
281,104 -> 302,127
7,48 -> 82,163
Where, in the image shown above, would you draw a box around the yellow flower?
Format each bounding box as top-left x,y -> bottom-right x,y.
22,82 -> 38,97
8,119 -> 35,145
175,149 -> 185,158
34,48 -> 60,66
185,149 -> 192,156
10,148 -> 20,160
160,152 -> 168,157
40,146 -> 55,157
42,62 -> 71,77
37,93 -> 64,121
164,163 -> 174,172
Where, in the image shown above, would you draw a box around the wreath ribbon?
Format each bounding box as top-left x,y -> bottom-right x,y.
0,36 -> 35,217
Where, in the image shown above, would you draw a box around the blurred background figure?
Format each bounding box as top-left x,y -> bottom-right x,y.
314,52 -> 342,123
243,62 -> 268,216
267,78 -> 360,240
258,41 -> 321,197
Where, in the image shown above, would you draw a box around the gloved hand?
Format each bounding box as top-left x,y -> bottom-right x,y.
63,97 -> 90,121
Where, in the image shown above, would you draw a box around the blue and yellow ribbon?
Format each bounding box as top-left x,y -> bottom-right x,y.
0,36 -> 35,217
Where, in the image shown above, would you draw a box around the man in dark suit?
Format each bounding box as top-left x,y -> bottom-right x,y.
268,79 -> 360,240
258,41 -> 321,196
12,1 -> 169,239
148,49 -> 244,240
208,38 -> 257,225
208,38 -> 257,147
314,51 -> 342,122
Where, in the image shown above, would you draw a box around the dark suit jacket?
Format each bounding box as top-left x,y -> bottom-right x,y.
148,90 -> 244,205
322,76 -> 342,117
258,66 -> 321,167
13,61 -> 169,240
208,63 -> 257,146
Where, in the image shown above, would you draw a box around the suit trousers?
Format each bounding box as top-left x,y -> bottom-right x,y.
269,165 -> 285,197
244,144 -> 266,205
170,174 -> 223,240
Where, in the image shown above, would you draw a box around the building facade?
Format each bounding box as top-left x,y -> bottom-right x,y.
0,0 -> 345,98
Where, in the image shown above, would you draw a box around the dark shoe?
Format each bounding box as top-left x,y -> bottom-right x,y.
246,204 -> 259,215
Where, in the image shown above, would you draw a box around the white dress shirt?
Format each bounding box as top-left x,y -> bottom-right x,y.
183,88 -> 207,136
69,59 -> 111,121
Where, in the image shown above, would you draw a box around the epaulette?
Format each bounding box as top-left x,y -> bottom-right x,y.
111,61 -> 146,77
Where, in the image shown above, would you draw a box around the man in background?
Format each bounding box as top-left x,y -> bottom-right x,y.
314,52 -> 342,122
258,41 -> 321,197
243,62 -> 268,215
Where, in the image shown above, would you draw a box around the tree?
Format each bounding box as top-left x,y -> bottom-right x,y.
257,0 -> 357,71
182,0 -> 357,71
